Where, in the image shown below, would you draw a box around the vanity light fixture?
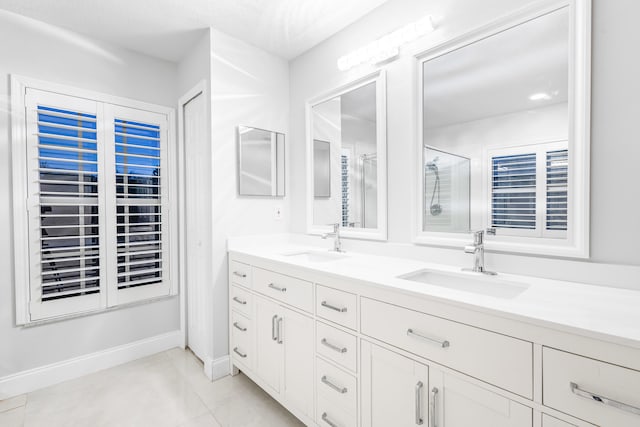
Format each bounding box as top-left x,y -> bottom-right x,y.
337,15 -> 435,71
529,92 -> 552,101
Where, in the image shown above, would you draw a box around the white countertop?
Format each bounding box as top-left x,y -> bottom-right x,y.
229,240 -> 640,350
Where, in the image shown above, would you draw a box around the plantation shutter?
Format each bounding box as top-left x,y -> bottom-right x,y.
25,89 -> 105,320
546,149 -> 568,232
491,152 -> 537,233
488,142 -> 568,239
105,106 -> 171,305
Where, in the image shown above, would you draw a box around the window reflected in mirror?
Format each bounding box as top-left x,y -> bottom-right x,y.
422,7 -> 569,238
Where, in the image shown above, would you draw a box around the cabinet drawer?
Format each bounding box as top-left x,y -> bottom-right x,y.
230,261 -> 252,288
543,347 -> 640,427
317,394 -> 357,427
361,297 -> 533,398
253,267 -> 313,312
316,322 -> 357,373
230,285 -> 252,317
230,311 -> 253,369
316,357 -> 357,415
316,285 -> 357,330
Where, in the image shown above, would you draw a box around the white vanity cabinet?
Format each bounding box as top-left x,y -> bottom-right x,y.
228,253 -> 640,427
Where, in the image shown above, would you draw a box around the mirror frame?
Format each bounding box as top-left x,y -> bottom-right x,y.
306,70 -> 388,241
412,0 -> 591,258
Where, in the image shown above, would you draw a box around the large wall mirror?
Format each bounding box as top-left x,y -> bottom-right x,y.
307,71 -> 387,240
415,0 -> 590,257
238,125 -> 285,197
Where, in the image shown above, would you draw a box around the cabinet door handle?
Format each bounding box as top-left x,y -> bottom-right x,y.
233,271 -> 247,278
570,382 -> 640,416
430,387 -> 438,427
414,381 -> 424,425
233,322 -> 247,332
321,412 -> 338,427
268,283 -> 287,292
407,328 -> 450,348
271,315 -> 278,341
321,301 -> 347,313
277,317 -> 283,344
321,375 -> 348,394
232,296 -> 247,305
233,347 -> 247,358
321,338 -> 347,354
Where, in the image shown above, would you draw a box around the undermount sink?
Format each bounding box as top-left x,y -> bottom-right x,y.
398,269 -> 529,299
281,250 -> 349,263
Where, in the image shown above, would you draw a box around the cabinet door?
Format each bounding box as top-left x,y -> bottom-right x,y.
254,295 -> 283,393
362,341 -> 429,427
542,415 -> 575,427
281,306 -> 314,418
429,368 -> 532,427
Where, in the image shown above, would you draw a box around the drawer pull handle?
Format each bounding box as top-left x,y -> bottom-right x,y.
233,322 -> 247,332
321,300 -> 348,313
407,328 -> 450,348
232,296 -> 247,305
570,382 -> 640,416
233,347 -> 247,358
321,412 -> 338,427
268,283 -> 287,292
321,338 -> 347,354
430,386 -> 438,427
233,271 -> 247,278
272,315 -> 278,341
321,375 -> 348,394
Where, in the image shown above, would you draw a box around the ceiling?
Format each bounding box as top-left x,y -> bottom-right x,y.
0,0 -> 390,61
423,7 -> 569,129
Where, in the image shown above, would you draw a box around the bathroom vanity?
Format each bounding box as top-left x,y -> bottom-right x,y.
228,244 -> 640,427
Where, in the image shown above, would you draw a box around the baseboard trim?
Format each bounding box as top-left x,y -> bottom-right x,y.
0,330 -> 182,399
204,355 -> 230,381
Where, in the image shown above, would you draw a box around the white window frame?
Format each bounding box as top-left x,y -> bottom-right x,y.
411,0 -> 591,258
11,75 -> 178,325
484,140 -> 568,240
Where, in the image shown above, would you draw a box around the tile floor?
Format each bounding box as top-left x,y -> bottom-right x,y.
0,348 -> 304,427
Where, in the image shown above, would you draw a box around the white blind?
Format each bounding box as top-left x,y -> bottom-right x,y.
115,118 -> 164,291
546,149 -> 568,231
20,87 -> 173,322
37,106 -> 101,301
491,153 -> 537,230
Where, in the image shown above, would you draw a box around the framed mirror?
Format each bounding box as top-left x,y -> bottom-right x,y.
306,71 -> 387,240
414,0 -> 590,257
238,125 -> 285,197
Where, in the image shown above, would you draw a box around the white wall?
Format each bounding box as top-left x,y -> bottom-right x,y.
209,28 -> 290,359
0,10 -> 181,378
289,0 -> 640,275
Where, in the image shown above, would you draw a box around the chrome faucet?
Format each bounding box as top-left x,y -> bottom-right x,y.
463,230 -> 496,275
322,223 -> 344,253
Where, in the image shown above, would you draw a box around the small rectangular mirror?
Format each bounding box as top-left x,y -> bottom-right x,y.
238,125 -> 285,197
313,139 -> 331,198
